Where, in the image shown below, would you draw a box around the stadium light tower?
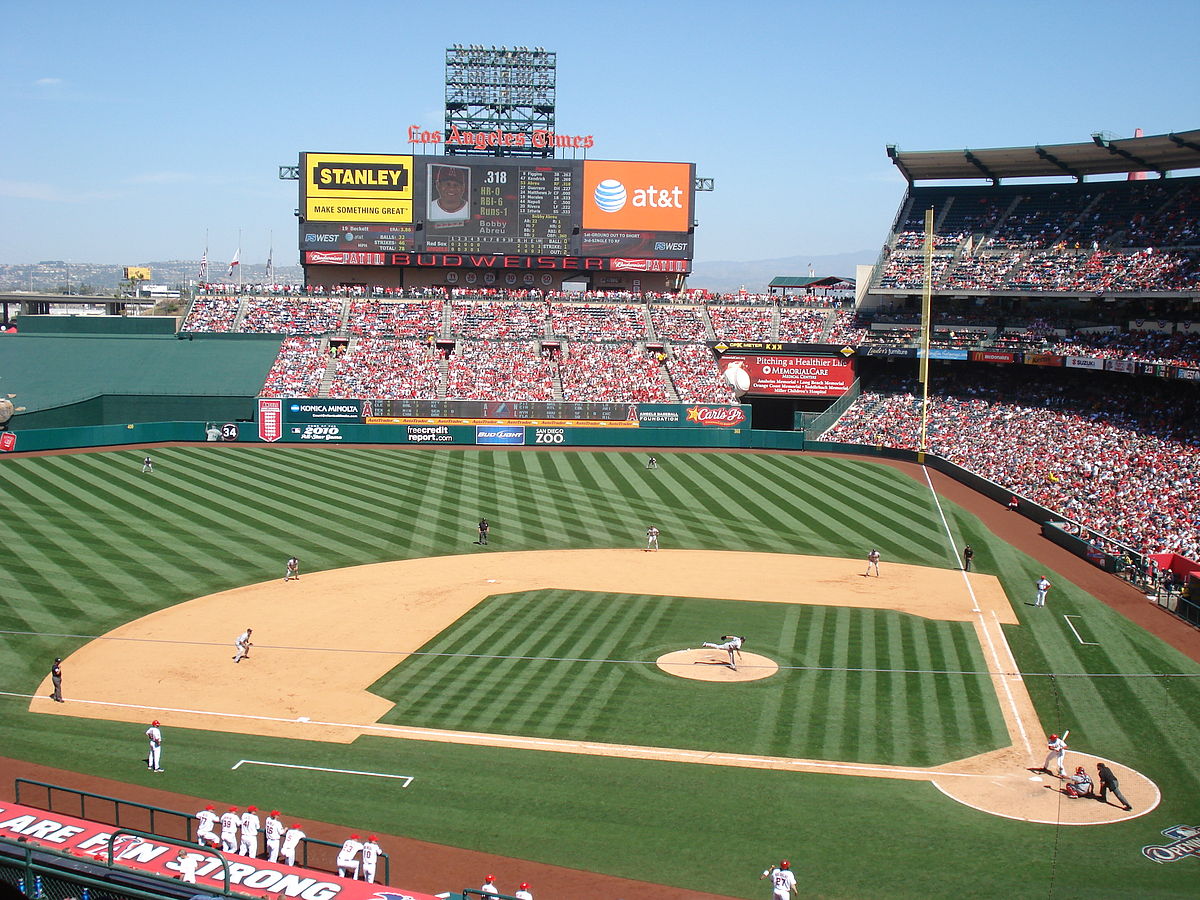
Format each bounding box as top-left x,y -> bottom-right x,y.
444,45 -> 556,158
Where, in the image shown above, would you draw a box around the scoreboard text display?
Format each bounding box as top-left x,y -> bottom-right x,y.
299,152 -> 695,263
719,355 -> 856,397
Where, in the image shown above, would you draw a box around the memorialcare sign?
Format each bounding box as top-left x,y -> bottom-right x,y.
0,801 -> 439,900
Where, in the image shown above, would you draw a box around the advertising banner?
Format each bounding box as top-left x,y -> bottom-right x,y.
1105,359 -> 1137,374
0,800 -> 440,900
1024,353 -> 1065,367
581,160 -> 693,233
283,400 -> 363,423
718,355 -> 855,398
257,399 -> 283,443
969,351 -> 1017,363
302,153 -> 414,224
1065,356 -> 1105,370
300,223 -> 416,254
476,424 -> 525,445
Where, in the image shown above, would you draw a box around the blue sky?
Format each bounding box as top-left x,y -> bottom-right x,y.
0,0 -> 1195,268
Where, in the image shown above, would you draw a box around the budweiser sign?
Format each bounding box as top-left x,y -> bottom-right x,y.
685,406 -> 746,427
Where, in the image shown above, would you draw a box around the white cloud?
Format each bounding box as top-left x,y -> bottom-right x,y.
0,180 -> 115,202
34,77 -> 63,86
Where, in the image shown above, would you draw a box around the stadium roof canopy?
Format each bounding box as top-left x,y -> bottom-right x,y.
886,129 -> 1200,184
768,276 -> 854,289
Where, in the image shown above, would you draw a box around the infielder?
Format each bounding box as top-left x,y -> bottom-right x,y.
281,823 -> 306,867
285,556 -> 300,582
865,548 -> 881,576
336,833 -> 363,879
479,873 -> 499,895
645,526 -> 660,551
195,805 -> 219,848
219,807 -> 240,853
1035,575 -> 1052,607
702,634 -> 746,671
239,806 -> 261,857
263,811 -> 284,863
145,720 -> 162,772
760,859 -> 798,899
233,627 -> 253,663
1042,731 -> 1068,776
360,835 -> 382,884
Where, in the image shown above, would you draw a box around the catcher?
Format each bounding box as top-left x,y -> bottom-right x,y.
702,635 -> 745,671
1063,766 -> 1094,799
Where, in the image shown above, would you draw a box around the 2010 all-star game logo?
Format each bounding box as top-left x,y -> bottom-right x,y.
1143,824 -> 1200,863
685,406 -> 746,427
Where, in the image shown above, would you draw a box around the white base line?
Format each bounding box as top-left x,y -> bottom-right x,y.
1063,615 -> 1100,646
232,759 -> 413,786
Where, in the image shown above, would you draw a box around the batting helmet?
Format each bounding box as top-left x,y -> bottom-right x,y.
781,860 -> 790,869
485,875 -> 495,883
520,883 -> 530,890
1050,734 -> 1058,740
151,720 -> 159,726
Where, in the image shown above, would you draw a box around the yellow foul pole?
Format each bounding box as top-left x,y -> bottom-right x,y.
918,207 -> 934,460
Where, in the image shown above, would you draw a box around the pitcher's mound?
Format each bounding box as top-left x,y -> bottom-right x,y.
656,649 -> 780,682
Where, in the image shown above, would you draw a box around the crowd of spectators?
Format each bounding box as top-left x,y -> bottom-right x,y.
665,344 -> 738,403
778,307 -> 831,342
181,297 -> 240,332
820,369 -> 1200,559
558,342 -> 671,402
649,305 -> 709,342
708,304 -> 775,340
345,300 -> 442,338
451,301 -> 547,339
548,303 -> 648,341
327,338 -> 440,399
259,337 -> 328,397
445,341 -> 557,401
240,298 -> 344,335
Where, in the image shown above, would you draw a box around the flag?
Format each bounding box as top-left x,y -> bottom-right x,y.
227,249 -> 240,277
265,249 -> 274,283
198,252 -> 208,282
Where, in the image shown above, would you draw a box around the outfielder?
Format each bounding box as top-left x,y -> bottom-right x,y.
702,635 -> 746,671
281,823 -> 306,867
645,526 -> 660,551
219,807 -> 240,853
145,720 -> 162,772
239,806 -> 261,857
760,859 -> 798,899
264,811 -> 285,863
1042,731 -> 1068,776
142,456 -> 154,474
360,835 -> 382,884
336,834 -> 363,879
233,627 -> 253,663
195,805 -> 219,848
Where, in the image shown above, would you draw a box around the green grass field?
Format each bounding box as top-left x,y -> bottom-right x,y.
3,446 -> 1199,899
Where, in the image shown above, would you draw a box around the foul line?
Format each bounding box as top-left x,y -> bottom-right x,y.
232,759 -> 413,786
921,465 -> 1031,755
1063,615 -> 1100,646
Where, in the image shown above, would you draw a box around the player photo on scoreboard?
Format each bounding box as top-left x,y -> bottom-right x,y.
428,164 -> 471,225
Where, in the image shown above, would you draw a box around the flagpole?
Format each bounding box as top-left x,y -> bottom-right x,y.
237,229 -> 242,289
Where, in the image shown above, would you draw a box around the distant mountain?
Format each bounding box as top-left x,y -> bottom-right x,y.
688,251 -> 876,293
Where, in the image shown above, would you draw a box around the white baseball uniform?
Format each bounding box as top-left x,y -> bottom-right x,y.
764,865 -> 798,899
702,635 -> 744,670
281,826 -> 305,866
515,889 -> 533,900
866,549 -> 881,576
239,808 -> 261,857
219,810 -> 239,852
1043,735 -> 1068,775
360,838 -> 381,883
646,526 -> 660,551
233,629 -> 252,662
336,837 -> 363,879
1035,577 -> 1051,606
264,814 -> 284,863
195,808 -> 219,847
479,881 -> 499,895
145,724 -> 162,771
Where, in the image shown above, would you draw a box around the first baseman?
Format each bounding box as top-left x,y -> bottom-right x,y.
233,627 -> 253,663
145,720 -> 162,772
761,859 -> 798,898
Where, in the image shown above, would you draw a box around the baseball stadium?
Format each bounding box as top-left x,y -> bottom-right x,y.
2,48 -> 1200,900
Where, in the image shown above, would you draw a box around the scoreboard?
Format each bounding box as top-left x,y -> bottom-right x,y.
299,152 -> 695,264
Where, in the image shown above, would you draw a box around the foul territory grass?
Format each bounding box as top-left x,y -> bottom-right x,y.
3,446 -> 1200,898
